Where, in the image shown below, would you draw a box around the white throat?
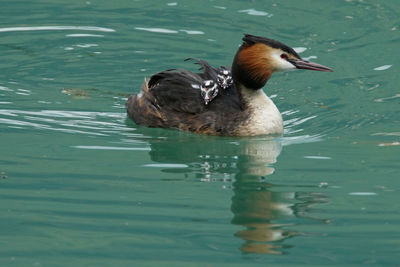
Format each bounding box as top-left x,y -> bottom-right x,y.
238,85 -> 283,136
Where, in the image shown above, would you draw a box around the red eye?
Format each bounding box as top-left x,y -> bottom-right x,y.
280,53 -> 288,59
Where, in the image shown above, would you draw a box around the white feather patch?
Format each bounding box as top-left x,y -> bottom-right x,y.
271,51 -> 296,71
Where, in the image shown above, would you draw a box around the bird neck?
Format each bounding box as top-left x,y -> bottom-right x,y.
231,43 -> 273,90
235,82 -> 284,136
235,82 -> 268,108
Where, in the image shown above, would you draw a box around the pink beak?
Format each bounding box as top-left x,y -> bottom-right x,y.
289,59 -> 333,72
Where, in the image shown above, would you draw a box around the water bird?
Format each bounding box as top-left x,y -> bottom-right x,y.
126,34 -> 333,136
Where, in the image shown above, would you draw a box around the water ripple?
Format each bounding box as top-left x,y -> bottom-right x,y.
66,34 -> 104,38
280,134 -> 324,146
0,109 -> 128,136
135,27 -> 178,34
373,65 -> 392,71
73,145 -> 150,151
144,163 -> 188,168
0,26 -> 115,33
0,85 -> 13,91
238,9 -> 273,17
134,27 -> 204,35
348,192 -> 377,196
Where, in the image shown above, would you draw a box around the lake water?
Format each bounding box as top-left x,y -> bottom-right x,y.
1,0 -> 399,266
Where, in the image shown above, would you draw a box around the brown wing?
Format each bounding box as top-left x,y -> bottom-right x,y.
126,69 -> 208,130
126,80 -> 166,128
148,69 -> 207,114
126,62 -> 243,135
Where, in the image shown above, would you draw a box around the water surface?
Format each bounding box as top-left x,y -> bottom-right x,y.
1,0 -> 399,266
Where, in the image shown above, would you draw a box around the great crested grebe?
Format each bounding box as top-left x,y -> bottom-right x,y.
126,34 -> 333,136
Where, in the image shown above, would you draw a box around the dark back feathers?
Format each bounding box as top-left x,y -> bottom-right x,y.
147,59 -> 241,115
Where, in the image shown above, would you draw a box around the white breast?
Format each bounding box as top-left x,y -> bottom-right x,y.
237,85 -> 283,136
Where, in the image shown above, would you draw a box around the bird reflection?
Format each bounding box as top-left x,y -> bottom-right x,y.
231,180 -> 296,254
142,130 -> 328,254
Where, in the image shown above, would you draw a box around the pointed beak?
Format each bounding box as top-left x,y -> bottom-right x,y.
288,59 -> 333,72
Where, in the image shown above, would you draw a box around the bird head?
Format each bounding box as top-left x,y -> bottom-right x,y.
232,34 -> 333,90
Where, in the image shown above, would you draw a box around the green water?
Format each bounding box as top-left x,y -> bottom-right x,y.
1,0 -> 399,266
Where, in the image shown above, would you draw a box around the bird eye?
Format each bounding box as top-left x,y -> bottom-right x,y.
280,53 -> 288,59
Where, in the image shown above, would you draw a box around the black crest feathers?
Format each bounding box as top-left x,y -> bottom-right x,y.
242,34 -> 300,59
